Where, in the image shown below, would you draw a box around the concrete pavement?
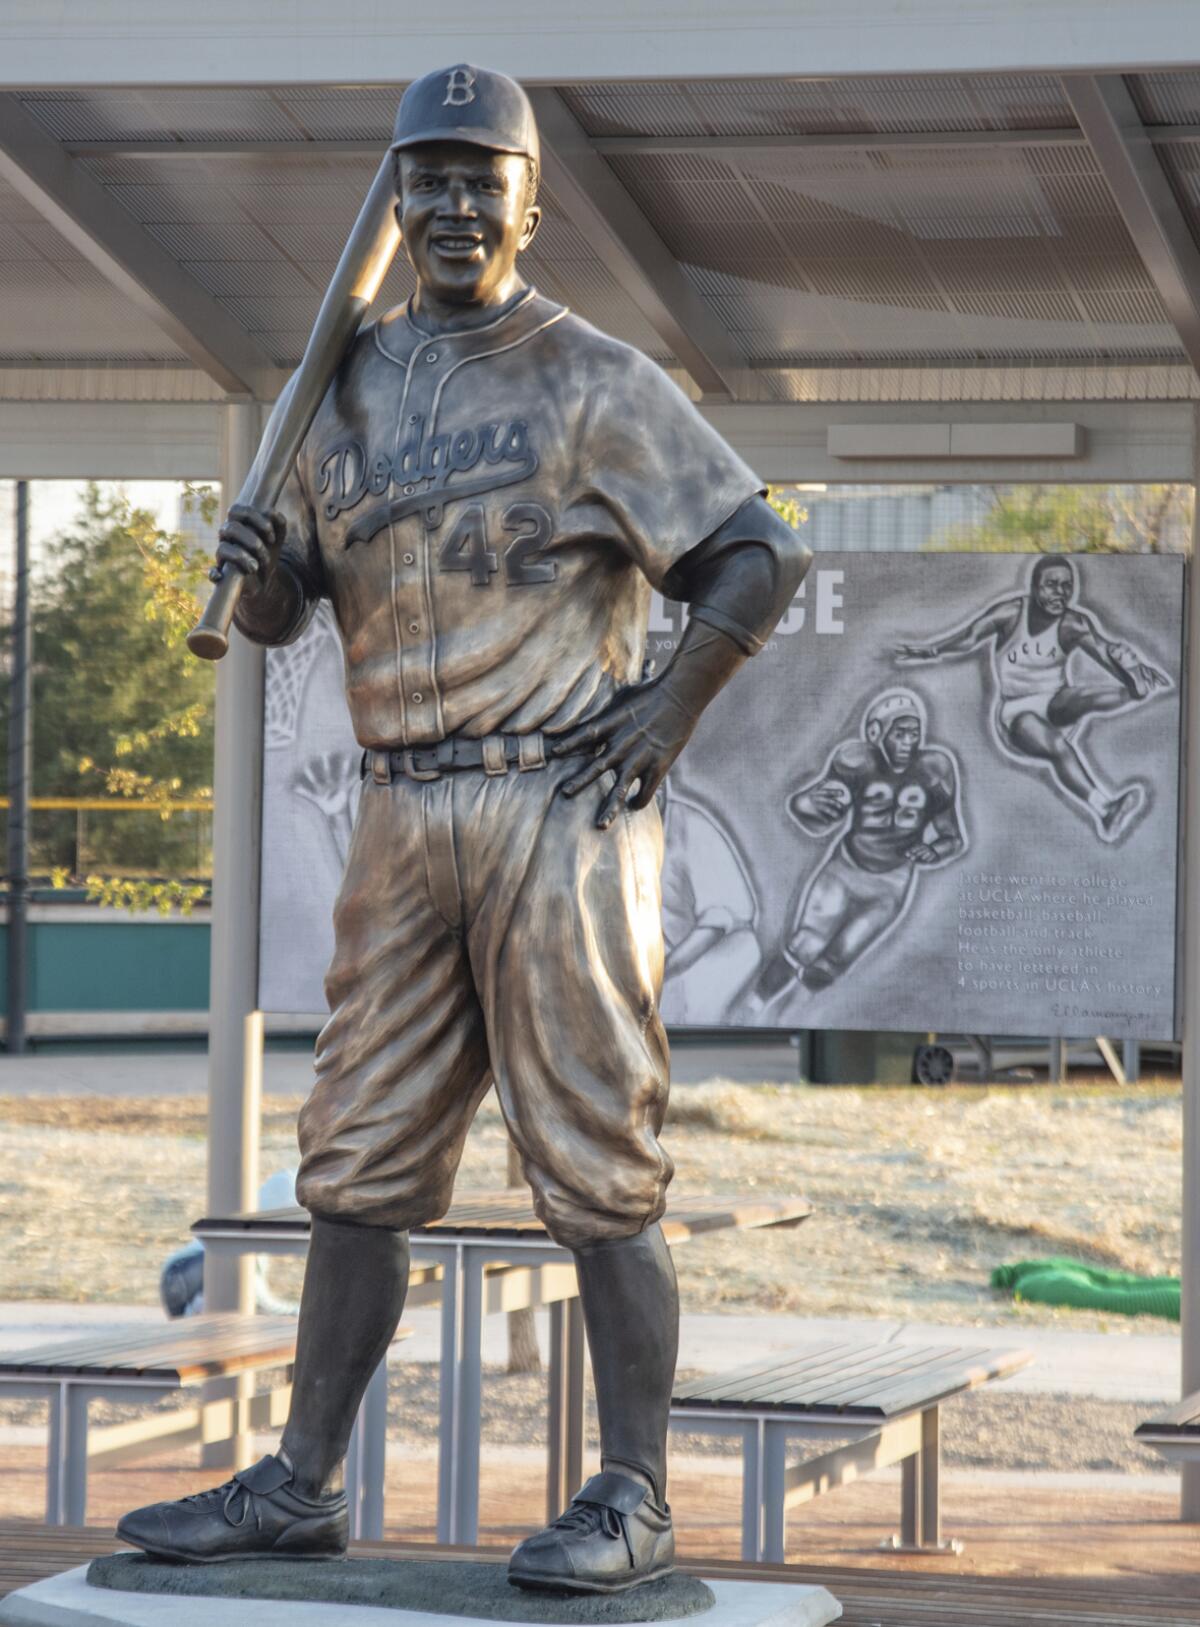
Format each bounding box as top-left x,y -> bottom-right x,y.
0,1039 -> 804,1096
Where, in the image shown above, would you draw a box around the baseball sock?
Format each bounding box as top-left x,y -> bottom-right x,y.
280,1215 -> 410,1499
573,1223 -> 679,1507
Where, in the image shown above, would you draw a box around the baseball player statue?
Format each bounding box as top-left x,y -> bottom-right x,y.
117,66 -> 807,1591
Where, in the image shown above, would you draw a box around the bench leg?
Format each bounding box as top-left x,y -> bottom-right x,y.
359,1356 -> 389,1541
546,1297 -> 586,1521
919,1406 -> 940,1547
64,1388 -> 91,1526
761,1422 -> 789,1564
899,1450 -> 921,1548
740,1419 -> 765,1563
45,1386 -> 67,1525
436,1246 -> 485,1546
893,1408 -> 961,1555
345,1400 -> 364,1541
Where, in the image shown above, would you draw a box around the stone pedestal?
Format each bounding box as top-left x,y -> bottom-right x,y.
0,1555 -> 841,1627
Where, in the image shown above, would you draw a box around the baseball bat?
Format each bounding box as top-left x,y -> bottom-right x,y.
187,155 -> 402,660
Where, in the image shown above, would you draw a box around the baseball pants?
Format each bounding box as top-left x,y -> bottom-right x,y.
295,747 -> 672,1249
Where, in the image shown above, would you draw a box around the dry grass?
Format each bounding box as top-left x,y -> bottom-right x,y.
0,1078 -> 1181,1336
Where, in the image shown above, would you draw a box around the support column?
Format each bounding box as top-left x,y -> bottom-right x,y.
1182,417 -> 1200,1520
203,399 -> 264,1469
6,479 -> 31,1055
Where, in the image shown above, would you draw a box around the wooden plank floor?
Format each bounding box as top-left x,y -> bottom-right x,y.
1,1451 -> 1197,1624
2,1524 -> 1198,1627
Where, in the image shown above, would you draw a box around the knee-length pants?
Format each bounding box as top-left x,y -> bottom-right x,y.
295,755 -> 672,1250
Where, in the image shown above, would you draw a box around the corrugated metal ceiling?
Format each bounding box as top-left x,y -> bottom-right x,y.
0,72 -> 1197,385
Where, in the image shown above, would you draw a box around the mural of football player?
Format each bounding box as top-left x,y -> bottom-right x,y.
659,781 -> 761,1024
894,554 -> 1170,843
745,689 -> 966,1012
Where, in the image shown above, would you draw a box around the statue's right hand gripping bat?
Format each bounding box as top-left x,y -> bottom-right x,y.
187,156 -> 402,660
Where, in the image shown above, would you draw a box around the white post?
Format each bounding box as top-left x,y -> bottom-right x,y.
1182,421 -> 1200,1520
203,398 -> 264,1469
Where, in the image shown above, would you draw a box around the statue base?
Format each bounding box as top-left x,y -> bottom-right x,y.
0,1554 -> 841,1627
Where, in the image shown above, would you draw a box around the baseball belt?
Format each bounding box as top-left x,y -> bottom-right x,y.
362,730 -> 589,785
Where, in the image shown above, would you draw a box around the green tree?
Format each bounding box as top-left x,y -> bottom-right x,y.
23,483 -> 215,906
768,487 -> 809,531
934,483 -> 1192,555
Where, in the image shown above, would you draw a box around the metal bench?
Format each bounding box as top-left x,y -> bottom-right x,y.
670,1338 -> 1033,1562
0,1312 -> 311,1526
1134,1392 -> 1200,1465
0,1256 -> 567,1533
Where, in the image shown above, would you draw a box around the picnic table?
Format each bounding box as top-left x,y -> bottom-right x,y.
193,1190 -> 811,1544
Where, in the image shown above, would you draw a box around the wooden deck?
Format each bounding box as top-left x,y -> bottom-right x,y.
0,1448 -> 1197,1623
1,1522 -> 1197,1627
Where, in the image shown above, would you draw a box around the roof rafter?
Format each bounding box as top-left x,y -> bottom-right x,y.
0,95 -> 275,396
1064,74 -> 1200,380
528,88 -> 746,400
56,126 -> 1200,161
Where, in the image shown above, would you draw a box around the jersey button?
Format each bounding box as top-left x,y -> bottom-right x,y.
409,621 -> 420,634
402,552 -> 415,565
411,692 -> 423,705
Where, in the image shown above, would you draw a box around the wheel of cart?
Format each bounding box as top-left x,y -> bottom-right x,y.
912,1040 -> 956,1086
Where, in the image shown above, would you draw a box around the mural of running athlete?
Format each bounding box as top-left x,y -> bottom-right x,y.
894,555 -> 1170,843
745,688 -> 966,1013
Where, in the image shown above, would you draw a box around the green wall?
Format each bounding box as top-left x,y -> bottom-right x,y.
0,917 -> 210,1012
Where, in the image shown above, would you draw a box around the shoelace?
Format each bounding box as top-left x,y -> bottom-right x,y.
178,1479 -> 259,1530
549,1500 -> 634,1567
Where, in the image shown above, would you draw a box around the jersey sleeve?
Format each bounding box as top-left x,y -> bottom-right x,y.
572,346 -> 764,590
827,742 -> 869,789
923,750 -> 958,815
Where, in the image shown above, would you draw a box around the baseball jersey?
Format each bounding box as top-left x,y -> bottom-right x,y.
796,741 -> 957,874
237,288 -> 763,748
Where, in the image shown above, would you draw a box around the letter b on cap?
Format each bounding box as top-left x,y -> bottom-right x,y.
444,68 -> 477,106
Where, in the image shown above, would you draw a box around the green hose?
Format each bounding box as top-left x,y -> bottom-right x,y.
991,1257 -> 1179,1321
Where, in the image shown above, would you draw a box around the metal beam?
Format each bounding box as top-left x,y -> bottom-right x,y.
599,125 -> 1200,155
61,128 -> 1200,161
3,1 -> 1200,85
0,96 -> 274,396
1181,406 -> 1200,1520
528,89 -> 744,400
65,139 -> 385,159
1065,75 -> 1200,381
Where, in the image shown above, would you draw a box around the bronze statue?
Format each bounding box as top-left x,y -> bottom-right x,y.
118,64 -> 808,1593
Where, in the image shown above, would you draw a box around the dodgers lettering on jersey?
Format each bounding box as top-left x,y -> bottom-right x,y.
246,289 -> 762,749
816,741 -> 955,874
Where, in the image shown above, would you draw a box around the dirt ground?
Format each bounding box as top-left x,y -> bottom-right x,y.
0,1078 -> 1184,1484
0,1077 -> 1180,1335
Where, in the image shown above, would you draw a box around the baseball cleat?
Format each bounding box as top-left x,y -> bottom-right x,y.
801,964 -> 837,991
508,1471 -> 675,1594
116,1452 -> 347,1564
1099,783 -> 1147,843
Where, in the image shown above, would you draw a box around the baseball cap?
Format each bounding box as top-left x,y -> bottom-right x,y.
389,65 -> 540,167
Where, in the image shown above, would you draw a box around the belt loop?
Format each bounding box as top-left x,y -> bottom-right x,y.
371,750 -> 391,786
517,733 -> 547,772
482,735 -> 508,777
